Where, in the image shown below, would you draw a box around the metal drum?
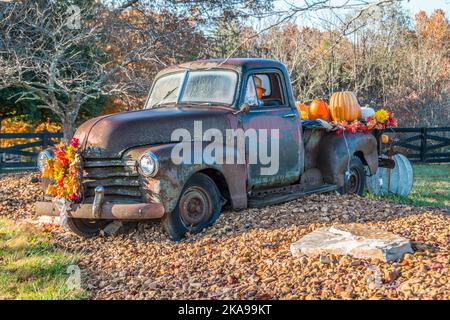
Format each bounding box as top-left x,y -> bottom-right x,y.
366,153 -> 413,197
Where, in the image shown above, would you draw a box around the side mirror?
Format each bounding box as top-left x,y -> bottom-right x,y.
234,102 -> 257,114
240,103 -> 251,113
233,103 -> 251,115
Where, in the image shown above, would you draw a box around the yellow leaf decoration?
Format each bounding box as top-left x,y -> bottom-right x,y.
41,138 -> 82,202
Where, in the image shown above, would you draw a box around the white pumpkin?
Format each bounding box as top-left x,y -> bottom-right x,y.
361,107 -> 375,120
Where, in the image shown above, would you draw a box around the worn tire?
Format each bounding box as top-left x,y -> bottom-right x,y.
66,218 -> 111,238
338,156 -> 366,196
163,173 -> 223,241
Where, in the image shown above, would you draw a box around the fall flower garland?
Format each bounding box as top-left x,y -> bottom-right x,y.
336,109 -> 398,135
42,138 -> 82,202
366,109 -> 398,130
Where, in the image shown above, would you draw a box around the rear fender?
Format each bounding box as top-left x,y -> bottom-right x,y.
317,133 -> 378,187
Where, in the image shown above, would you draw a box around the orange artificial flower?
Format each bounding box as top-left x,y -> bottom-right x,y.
41,138 -> 82,202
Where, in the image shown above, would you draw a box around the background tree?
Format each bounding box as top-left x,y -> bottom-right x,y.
0,0 -> 118,140
0,88 -> 39,133
0,0 -> 448,133
234,3 -> 449,126
0,0 -> 275,137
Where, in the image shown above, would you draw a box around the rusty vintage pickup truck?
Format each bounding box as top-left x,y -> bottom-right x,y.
36,58 -> 384,240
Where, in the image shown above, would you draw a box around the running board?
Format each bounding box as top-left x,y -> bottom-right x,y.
248,183 -> 337,208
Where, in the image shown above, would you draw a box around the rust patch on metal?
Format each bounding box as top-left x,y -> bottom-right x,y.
303,128 -> 325,170
317,132 -> 378,187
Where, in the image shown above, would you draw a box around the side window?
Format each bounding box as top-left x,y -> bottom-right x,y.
244,76 -> 258,106
254,74 -> 271,97
254,73 -> 285,107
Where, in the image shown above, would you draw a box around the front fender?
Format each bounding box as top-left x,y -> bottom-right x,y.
317,132 -> 378,187
125,143 -> 247,213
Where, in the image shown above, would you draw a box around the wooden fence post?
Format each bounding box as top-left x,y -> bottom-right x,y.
420,127 -> 428,163
41,130 -> 48,150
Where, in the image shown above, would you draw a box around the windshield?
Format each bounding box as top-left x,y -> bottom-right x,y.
146,72 -> 184,107
146,70 -> 238,108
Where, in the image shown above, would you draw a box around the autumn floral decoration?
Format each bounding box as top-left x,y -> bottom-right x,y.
335,120 -> 369,135
366,109 -> 398,130
41,138 -> 82,202
336,109 -> 398,135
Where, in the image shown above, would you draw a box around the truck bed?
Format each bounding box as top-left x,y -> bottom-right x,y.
302,124 -> 328,170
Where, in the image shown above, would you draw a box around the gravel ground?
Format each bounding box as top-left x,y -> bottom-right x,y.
1,172 -> 449,300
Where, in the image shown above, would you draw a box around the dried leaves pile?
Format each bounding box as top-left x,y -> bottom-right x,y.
1,173 -> 448,300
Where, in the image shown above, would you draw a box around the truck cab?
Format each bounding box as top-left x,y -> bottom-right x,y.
36,58 -> 380,240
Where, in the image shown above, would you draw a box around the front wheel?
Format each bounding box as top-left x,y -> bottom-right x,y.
163,173 -> 223,241
66,218 -> 111,238
338,156 -> 366,196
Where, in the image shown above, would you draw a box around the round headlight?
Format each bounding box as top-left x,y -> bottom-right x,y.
139,152 -> 159,177
37,149 -> 54,172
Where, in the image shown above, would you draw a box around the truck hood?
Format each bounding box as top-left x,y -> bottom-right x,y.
74,106 -> 234,158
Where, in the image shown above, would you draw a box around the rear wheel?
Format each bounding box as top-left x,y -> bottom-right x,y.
163,173 -> 223,241
66,218 -> 111,238
339,156 -> 366,196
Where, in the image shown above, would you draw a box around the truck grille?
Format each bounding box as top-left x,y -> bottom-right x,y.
82,159 -> 142,203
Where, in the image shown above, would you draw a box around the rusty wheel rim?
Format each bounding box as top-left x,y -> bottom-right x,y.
179,186 -> 212,228
347,167 -> 361,194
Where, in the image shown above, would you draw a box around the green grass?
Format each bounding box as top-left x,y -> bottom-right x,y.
0,219 -> 87,300
367,164 -> 450,210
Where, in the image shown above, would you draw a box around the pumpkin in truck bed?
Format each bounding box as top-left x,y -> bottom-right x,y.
309,99 -> 331,121
329,91 -> 362,122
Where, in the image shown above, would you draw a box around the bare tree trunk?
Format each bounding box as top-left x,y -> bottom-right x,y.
62,115 -> 76,142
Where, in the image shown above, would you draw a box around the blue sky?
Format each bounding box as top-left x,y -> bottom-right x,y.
264,0 -> 449,31
274,0 -> 449,15
403,0 -> 449,14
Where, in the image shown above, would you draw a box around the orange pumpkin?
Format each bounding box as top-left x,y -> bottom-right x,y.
296,102 -> 309,120
309,99 -> 330,121
329,91 -> 362,122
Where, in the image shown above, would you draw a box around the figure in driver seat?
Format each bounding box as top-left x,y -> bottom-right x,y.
254,75 -> 266,101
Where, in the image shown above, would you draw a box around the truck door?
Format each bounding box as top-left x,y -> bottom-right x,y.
239,71 -> 302,190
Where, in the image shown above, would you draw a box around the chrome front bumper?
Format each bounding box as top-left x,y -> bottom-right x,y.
35,201 -> 165,220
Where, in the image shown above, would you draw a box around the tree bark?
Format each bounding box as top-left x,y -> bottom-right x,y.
62,115 -> 76,142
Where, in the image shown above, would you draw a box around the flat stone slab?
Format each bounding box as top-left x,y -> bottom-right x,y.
291,224 -> 413,262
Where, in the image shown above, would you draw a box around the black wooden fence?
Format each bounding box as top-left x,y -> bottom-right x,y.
0,127 -> 448,173
0,131 -> 63,173
387,127 -> 450,163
